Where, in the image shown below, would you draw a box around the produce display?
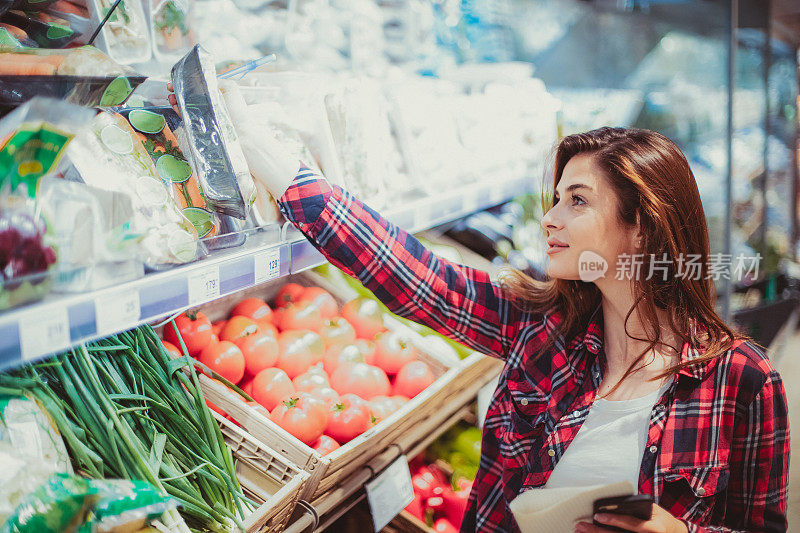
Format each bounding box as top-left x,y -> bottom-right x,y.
0,2 -> 556,530
0,324 -> 251,531
161,283 -> 444,452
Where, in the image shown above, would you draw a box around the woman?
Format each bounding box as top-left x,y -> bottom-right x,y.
171,88 -> 788,532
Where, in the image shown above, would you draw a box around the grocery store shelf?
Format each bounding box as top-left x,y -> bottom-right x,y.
285,405 -> 474,533
0,175 -> 531,372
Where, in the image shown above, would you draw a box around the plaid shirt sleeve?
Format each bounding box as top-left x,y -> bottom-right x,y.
681,369 -> 789,533
277,166 -> 522,358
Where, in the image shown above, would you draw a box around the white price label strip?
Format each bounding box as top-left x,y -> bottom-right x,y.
254,247 -> 281,285
188,266 -> 220,306
366,455 -> 414,532
18,306 -> 70,361
95,290 -> 140,337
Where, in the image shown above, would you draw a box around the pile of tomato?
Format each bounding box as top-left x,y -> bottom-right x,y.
161,283 -> 438,454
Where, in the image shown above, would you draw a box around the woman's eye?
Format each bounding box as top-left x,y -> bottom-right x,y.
572,195 -> 585,205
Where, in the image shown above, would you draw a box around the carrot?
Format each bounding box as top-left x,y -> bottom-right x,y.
51,0 -> 89,17
0,23 -> 27,40
0,52 -> 64,71
0,59 -> 56,75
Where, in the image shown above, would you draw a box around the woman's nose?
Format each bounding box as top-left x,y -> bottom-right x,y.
541,206 -> 562,232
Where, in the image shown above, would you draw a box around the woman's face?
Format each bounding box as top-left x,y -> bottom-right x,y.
540,154 -> 640,282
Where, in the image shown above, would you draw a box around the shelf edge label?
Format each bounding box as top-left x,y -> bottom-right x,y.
366,455 -> 414,532
18,306 -> 70,361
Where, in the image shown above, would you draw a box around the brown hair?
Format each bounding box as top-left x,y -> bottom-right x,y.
501,127 -> 753,396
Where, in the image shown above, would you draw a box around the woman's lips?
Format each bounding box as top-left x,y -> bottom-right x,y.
546,244 -> 569,255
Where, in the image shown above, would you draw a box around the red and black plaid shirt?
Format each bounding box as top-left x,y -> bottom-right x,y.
277,167 -> 789,533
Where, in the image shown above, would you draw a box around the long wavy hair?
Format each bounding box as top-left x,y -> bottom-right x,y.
501,127 -> 752,395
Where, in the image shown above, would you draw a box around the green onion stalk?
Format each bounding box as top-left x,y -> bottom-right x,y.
0,323 -> 253,532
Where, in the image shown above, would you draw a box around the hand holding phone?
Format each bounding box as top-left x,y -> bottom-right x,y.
592,494 -> 654,532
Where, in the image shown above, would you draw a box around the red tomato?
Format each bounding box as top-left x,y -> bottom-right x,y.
274,283 -> 306,308
373,331 -> 418,376
293,366 -> 330,392
240,377 -> 254,397
390,395 -> 410,409
393,361 -> 435,398
306,386 -> 341,410
161,340 -> 182,358
367,395 -> 397,425
246,400 -> 270,417
269,393 -> 327,445
211,320 -> 226,338
355,339 -> 377,365
311,434 -> 341,455
231,298 -> 273,324
319,317 -> 356,348
341,298 -> 385,340
302,287 -> 338,319
198,341 -> 245,384
251,368 -> 295,411
277,330 -> 323,378
330,362 -> 391,400
271,308 -> 285,331
325,393 -> 370,443
323,344 -> 365,375
164,311 -> 214,356
205,398 -> 228,418
279,302 -> 323,332
220,316 -> 260,343
235,332 -> 279,377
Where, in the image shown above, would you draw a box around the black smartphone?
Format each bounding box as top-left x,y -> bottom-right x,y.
592,494 -> 654,532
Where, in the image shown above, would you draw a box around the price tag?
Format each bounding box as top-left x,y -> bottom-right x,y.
477,381 -> 495,429
95,289 -> 140,337
254,247 -> 281,285
188,266 -> 220,306
366,455 -> 414,532
18,306 -> 70,361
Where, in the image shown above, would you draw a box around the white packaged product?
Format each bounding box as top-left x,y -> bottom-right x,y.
65,111 -> 200,267
324,77 -> 405,208
87,0 -> 151,64
239,72 -> 345,187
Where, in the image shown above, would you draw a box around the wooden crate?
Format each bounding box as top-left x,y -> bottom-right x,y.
215,413 -> 310,532
195,271 -> 502,503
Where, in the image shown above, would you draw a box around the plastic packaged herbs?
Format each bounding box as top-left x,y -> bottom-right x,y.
0,394 -> 73,525
2,474 -> 180,533
87,0 -> 151,64
65,111 -> 200,267
148,0 -> 193,60
171,45 -> 256,220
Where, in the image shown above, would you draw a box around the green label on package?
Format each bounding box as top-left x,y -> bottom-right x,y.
0,124 -> 72,196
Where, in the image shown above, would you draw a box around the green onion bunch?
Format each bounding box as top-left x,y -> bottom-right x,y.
0,324 -> 252,532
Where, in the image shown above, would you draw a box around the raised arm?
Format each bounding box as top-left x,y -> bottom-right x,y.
275,166 -> 522,359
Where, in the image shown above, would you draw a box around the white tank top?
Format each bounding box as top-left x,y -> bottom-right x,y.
544,377 -> 674,490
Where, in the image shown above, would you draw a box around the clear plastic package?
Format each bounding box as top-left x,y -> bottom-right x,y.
37,177 -> 142,292
64,111 -> 201,268
86,0 -> 151,64
171,45 -> 255,220
147,0 -> 194,61
0,46 -> 146,111
1,10 -> 76,48
117,105 -> 248,251
238,72 -> 345,187
0,394 -> 73,524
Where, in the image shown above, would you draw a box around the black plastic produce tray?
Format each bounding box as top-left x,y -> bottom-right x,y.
0,74 -> 146,112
